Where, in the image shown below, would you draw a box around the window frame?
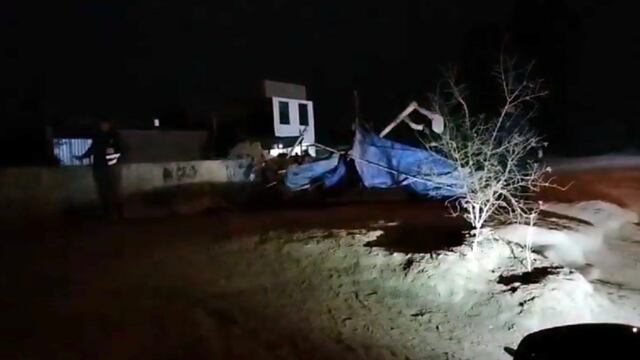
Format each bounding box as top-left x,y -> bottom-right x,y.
278,100 -> 291,125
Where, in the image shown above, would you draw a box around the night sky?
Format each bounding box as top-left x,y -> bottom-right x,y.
1,0 -> 638,164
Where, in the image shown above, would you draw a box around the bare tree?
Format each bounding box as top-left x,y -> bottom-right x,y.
427,56 -> 553,255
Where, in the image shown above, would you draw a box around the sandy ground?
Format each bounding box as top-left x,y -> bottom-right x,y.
3,168 -> 640,359
538,168 -> 640,213
1,202 -> 463,359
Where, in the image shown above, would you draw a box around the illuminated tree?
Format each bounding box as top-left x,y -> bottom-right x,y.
427,56 -> 553,260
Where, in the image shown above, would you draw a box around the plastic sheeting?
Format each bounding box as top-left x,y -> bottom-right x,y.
284,154 -> 347,191
352,127 -> 463,198
283,127 -> 464,198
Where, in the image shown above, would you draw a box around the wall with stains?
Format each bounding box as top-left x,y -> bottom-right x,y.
0,159 -> 252,219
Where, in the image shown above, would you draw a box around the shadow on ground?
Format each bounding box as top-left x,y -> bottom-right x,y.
497,266 -> 562,287
364,223 -> 467,254
0,201 -> 461,359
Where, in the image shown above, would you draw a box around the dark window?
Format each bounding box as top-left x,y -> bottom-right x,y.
278,101 -> 290,124
298,103 -> 309,126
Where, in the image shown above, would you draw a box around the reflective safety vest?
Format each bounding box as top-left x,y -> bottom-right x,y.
105,147 -> 121,166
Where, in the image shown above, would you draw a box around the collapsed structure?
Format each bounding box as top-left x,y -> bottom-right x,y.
283,103 -> 464,198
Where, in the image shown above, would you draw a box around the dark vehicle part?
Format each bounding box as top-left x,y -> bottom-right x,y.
505,323 -> 640,359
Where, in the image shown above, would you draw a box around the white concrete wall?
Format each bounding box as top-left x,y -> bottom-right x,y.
120,159 -> 250,194
0,159 -> 251,219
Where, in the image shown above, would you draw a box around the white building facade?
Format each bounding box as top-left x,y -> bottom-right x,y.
264,80 -> 316,156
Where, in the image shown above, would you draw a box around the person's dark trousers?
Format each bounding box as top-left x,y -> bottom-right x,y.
92,165 -> 123,218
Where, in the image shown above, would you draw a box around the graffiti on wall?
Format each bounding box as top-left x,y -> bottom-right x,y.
161,160 -> 253,185
163,164 -> 199,183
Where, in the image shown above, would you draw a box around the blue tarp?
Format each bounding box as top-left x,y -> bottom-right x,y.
283,127 -> 464,198
285,154 -> 347,191
352,126 -> 463,198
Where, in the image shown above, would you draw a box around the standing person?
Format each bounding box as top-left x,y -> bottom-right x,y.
76,119 -> 123,218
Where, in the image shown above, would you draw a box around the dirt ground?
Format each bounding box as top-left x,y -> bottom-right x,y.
3,168 -> 640,359
538,168 -> 640,212
1,201 -> 462,359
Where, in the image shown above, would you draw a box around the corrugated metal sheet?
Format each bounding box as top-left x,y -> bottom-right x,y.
53,138 -> 93,166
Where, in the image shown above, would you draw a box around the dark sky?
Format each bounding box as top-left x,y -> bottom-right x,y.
1,1 -> 510,118
1,0 -> 639,163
